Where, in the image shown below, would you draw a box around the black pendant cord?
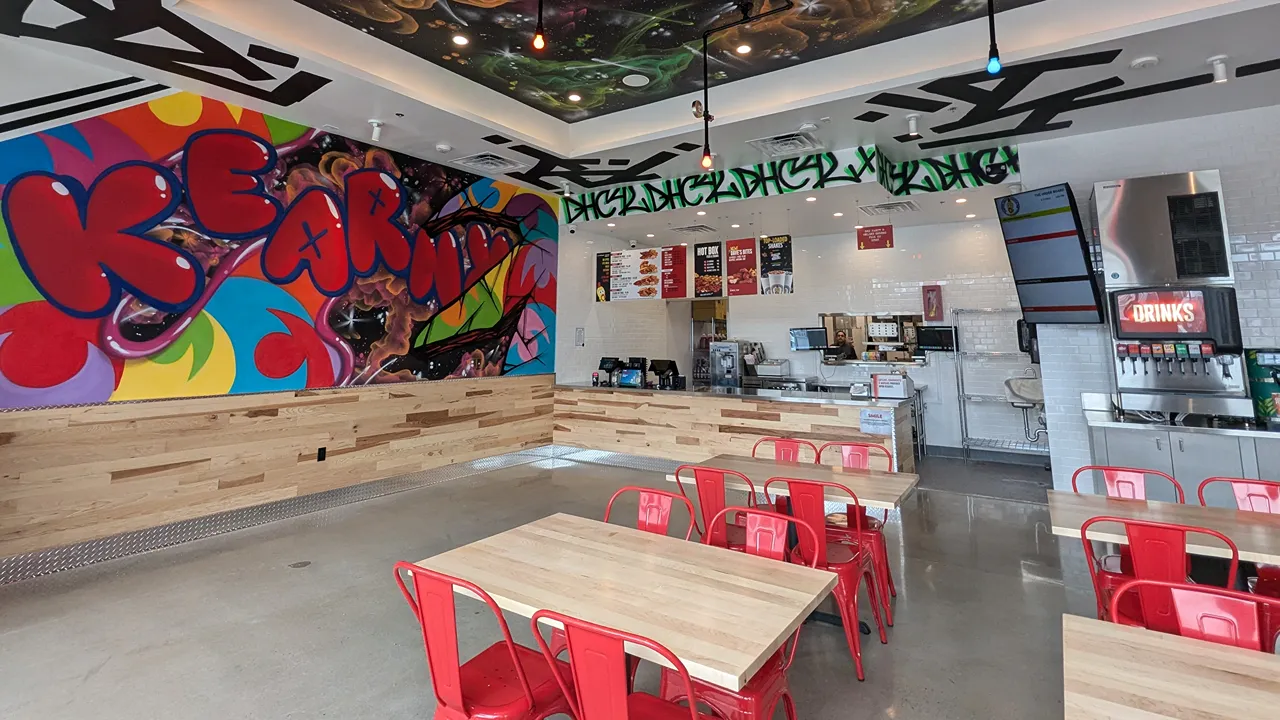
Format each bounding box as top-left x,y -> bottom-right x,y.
987,0 -> 996,48
986,0 -> 1001,73
700,0 -> 794,166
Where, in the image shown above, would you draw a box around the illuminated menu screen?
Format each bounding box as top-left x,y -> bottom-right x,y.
1114,289 -> 1208,335
996,183 -> 1103,324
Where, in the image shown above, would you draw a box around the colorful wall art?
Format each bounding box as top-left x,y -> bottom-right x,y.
0,92 -> 558,410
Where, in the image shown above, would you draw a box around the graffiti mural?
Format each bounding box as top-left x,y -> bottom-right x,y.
290,0 -> 1046,122
561,144 -> 1019,222
0,92 -> 558,410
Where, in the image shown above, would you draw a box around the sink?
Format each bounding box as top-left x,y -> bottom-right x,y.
1005,376 -> 1044,408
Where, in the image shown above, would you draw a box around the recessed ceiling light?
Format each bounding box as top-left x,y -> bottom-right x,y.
1129,55 -> 1160,70
568,92 -> 582,102
760,233 -> 767,238
622,74 -> 650,87
966,213 -> 976,219
646,233 -> 655,238
955,197 -> 967,204
607,223 -> 616,227
805,196 -> 817,202
855,225 -> 864,229
731,224 -> 740,228
680,242 -> 688,246
696,210 -> 706,216
736,44 -> 751,54
833,212 -> 844,217
452,35 -> 469,46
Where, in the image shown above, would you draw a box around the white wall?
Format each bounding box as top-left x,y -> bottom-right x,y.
554,231 -> 686,383
1020,102 -> 1280,490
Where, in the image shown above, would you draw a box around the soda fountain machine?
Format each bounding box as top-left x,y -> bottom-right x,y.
1093,169 -> 1252,418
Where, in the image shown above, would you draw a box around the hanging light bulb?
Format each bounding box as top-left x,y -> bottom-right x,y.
532,0 -> 546,50
701,147 -> 713,169
986,0 -> 1002,75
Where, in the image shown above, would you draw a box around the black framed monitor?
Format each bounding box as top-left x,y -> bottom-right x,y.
789,327 -> 829,351
995,183 -> 1104,324
598,357 -> 620,372
915,326 -> 956,351
649,359 -> 678,376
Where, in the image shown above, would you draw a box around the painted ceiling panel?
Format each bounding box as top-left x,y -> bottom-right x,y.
289,0 -> 1047,122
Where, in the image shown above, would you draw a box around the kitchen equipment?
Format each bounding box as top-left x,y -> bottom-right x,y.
755,359 -> 791,377
598,357 -> 620,387
618,368 -> 643,388
650,359 -> 679,390
709,341 -> 744,388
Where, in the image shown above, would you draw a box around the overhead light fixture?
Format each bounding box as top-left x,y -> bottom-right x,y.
805,196 -> 817,202
1209,55 -> 1230,84
646,233 -> 655,238
607,223 -> 616,227
955,198 -> 968,204
701,146 -> 713,170
368,119 -> 383,143
966,213 -> 977,219
906,114 -> 920,137
760,233 -> 767,238
680,242 -> 688,246
986,0 -> 1002,75
697,210 -> 707,216
731,224 -> 740,228
568,92 -> 581,102
855,225 -> 864,229
532,0 -> 546,50
452,35 -> 469,46
736,44 -> 751,54
833,212 -> 844,217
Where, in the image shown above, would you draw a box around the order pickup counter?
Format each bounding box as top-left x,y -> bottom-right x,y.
553,383 -> 914,472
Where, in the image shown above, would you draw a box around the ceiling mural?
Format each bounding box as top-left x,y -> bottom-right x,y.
290,0 -> 1047,122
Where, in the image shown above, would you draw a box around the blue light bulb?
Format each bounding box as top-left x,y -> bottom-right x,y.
987,55 -> 1002,75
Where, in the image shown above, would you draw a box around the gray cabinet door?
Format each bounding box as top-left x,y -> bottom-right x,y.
1171,432 -> 1244,508
1100,428 -> 1176,501
1254,437 -> 1280,484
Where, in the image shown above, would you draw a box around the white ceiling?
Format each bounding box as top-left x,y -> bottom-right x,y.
577,180 -> 1012,247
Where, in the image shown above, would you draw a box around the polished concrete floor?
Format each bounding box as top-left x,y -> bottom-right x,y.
0,456 -> 1084,719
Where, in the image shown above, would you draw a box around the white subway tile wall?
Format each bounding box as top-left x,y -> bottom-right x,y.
1020,102 -> 1280,489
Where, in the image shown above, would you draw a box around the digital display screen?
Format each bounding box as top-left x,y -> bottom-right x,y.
618,369 -> 643,388
996,183 -> 1103,324
789,328 -> 829,351
1114,290 -> 1207,335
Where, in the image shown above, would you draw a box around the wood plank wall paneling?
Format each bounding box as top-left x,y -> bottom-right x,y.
0,375 -> 555,558
552,387 -> 915,472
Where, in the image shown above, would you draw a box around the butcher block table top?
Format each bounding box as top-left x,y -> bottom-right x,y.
665,454 -> 919,510
1048,490 -> 1280,565
1062,613 -> 1280,718
415,513 -> 837,691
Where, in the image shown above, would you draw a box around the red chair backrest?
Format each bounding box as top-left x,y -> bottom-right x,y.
530,610 -> 701,720
1071,465 -> 1185,503
1198,477 -> 1280,514
604,486 -> 696,540
1110,579 -> 1280,651
752,437 -> 818,463
1081,516 -> 1239,633
673,464 -> 756,541
817,441 -> 895,472
704,506 -> 820,566
763,476 -> 864,568
394,562 -> 534,715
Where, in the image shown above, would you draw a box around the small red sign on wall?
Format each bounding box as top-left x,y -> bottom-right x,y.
923,284 -> 944,321
857,225 -> 894,250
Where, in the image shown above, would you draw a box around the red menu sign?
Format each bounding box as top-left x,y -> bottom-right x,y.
725,238 -> 758,296
1115,289 -> 1208,335
858,225 -> 894,250
661,245 -> 687,299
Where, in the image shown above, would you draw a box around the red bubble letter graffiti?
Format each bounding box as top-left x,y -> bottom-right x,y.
1,164 -> 204,318
261,188 -> 352,295
183,129 -> 283,239
345,169 -> 413,276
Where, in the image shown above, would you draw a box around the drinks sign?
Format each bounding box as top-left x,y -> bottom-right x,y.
1115,289 -> 1208,334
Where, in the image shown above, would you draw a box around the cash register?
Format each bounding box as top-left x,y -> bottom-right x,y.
649,359 -> 685,390
597,357 -> 621,387
618,357 -> 647,388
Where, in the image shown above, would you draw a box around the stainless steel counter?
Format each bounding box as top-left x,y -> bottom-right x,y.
1081,392 -> 1280,440
555,382 -> 913,409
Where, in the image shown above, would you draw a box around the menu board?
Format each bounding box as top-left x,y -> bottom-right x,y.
725,238 -> 758,296
661,245 -> 687,299
594,252 -> 611,302
693,241 -> 723,298
759,235 -> 794,294
608,247 -> 661,300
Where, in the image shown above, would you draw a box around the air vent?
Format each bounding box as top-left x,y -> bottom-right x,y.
670,224 -> 718,234
451,152 -> 529,174
859,200 -> 922,217
746,130 -> 825,158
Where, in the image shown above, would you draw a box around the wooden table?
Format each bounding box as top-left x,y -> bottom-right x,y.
664,453 -> 919,510
1062,613 -> 1280,718
1048,490 -> 1280,564
416,513 -> 837,691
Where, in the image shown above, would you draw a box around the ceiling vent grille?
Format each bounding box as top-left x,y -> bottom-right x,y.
859,200 -> 921,217
746,130 -> 825,158
452,152 -> 529,174
670,224 -> 718,234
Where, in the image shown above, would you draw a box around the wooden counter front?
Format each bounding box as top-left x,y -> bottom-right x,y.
0,375 -> 554,558
552,385 -> 913,471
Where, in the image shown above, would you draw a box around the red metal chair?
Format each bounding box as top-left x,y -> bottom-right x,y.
1080,516 -> 1240,633
673,465 -> 757,550
817,441 -> 898,626
394,562 -> 572,720
1109,579 -> 1280,653
658,507 -> 818,720
605,486 -> 697,541
751,437 -> 819,464
1198,477 -> 1280,598
764,476 -> 887,681
530,610 -> 715,720
1071,465 -> 1186,503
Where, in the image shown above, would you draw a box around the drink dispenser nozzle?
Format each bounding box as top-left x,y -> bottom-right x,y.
1219,355 -> 1233,380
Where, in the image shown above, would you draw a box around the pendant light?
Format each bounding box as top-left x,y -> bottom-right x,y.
986,0 -> 1002,74
532,0 -> 546,50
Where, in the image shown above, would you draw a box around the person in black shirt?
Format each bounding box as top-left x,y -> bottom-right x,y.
831,330 -> 855,361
